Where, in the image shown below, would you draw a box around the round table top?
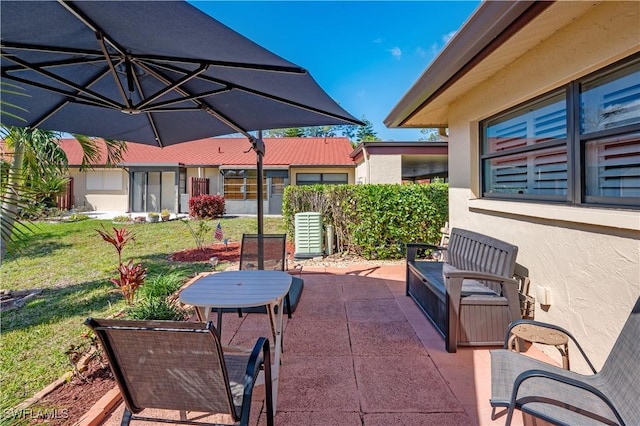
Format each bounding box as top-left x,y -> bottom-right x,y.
179,270 -> 292,308
511,323 -> 569,346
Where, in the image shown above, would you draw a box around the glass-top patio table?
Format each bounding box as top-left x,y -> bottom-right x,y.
179,270 -> 292,412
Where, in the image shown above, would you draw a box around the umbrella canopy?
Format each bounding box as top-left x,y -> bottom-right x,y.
1,0 -> 361,236
0,0 -> 361,149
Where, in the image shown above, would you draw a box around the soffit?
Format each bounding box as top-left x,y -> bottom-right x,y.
403,1 -> 599,127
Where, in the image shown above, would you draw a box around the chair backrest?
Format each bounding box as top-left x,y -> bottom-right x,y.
240,234 -> 286,271
85,318 -> 238,419
599,296 -> 640,424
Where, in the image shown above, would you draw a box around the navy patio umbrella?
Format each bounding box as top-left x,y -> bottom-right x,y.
1,0 -> 361,233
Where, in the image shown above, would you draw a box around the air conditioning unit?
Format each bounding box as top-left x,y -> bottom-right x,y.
294,212 -> 323,259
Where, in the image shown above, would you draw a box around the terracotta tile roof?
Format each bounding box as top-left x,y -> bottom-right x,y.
59,137 -> 355,167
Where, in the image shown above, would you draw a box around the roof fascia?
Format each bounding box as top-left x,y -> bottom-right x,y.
384,0 -> 551,128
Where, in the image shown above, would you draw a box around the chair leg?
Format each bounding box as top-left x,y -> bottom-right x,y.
120,408 -> 132,426
285,293 -> 292,319
237,308 -> 243,317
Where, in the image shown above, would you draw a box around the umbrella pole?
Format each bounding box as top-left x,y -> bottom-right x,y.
257,130 -> 264,269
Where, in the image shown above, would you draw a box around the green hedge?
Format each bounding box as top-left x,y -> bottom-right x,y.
282,183 -> 448,259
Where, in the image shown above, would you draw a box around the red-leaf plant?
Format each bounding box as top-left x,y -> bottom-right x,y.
96,225 -> 147,304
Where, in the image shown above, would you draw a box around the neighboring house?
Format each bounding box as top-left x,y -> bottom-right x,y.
60,137 -> 355,215
386,1 -> 639,372
350,141 -> 448,184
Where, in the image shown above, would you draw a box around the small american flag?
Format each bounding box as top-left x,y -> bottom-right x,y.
214,221 -> 224,241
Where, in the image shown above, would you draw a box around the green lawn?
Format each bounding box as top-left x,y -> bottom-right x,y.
0,216 -> 286,411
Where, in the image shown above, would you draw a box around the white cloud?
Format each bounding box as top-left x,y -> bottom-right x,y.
373,37 -> 383,44
389,47 -> 402,59
443,30 -> 457,45
415,47 -> 427,58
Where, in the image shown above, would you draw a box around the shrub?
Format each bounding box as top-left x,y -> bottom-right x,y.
127,272 -> 187,320
189,194 -> 225,219
283,183 -> 448,259
139,272 -> 183,299
127,297 -> 185,321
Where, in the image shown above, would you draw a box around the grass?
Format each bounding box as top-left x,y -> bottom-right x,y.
0,216 -> 286,411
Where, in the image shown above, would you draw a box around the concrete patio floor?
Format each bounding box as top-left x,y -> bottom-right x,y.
98,264 -> 554,426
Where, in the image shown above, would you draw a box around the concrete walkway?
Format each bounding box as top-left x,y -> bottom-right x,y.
99,264 -> 552,425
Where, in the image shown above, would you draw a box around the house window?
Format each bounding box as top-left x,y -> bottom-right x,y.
86,169 -> 123,191
481,54 -> 640,208
296,173 -> 348,185
222,170 -> 266,200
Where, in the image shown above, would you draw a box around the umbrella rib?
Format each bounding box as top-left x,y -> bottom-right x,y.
0,56 -> 107,73
134,54 -> 306,74
148,61 -> 361,125
58,0 -> 128,57
135,64 -> 210,110
0,41 -> 104,58
128,63 -> 164,146
95,32 -> 133,109
137,61 -> 256,144
141,88 -> 232,111
2,54 -> 123,110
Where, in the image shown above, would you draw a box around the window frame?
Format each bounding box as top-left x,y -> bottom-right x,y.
295,172 -> 348,185
480,54 -> 640,209
221,169 -> 267,201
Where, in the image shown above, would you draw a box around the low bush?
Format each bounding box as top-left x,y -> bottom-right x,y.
127,297 -> 185,321
189,194 -> 225,219
128,273 -> 187,320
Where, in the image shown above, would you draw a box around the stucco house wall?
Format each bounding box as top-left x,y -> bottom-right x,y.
445,2 -> 639,371
366,155 -> 402,184
68,168 -> 129,212
186,167 -> 220,195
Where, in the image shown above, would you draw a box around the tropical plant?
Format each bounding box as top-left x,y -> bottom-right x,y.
96,225 -> 147,304
112,260 -> 148,305
0,125 -> 128,262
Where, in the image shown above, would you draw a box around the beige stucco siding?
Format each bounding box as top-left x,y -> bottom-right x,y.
368,155 -> 402,184
68,168 -> 129,211
446,2 -> 640,371
186,167 -> 220,194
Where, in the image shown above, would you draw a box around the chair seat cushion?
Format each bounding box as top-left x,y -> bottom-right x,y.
220,275 -> 304,314
442,263 -> 499,297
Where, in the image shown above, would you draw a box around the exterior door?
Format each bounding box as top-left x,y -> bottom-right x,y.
268,175 -> 287,214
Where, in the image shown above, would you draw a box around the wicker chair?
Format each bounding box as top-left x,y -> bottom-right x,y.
490,296 -> 640,425
85,318 -> 273,426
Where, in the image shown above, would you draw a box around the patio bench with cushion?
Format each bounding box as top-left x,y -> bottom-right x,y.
406,228 -> 521,352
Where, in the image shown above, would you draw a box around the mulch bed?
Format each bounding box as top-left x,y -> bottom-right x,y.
169,242 -> 241,262
30,357 -> 115,425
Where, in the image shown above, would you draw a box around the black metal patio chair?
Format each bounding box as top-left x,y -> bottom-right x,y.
85,318 -> 273,426
490,296 -> 640,425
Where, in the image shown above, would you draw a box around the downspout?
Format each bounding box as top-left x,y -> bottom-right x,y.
362,144 -> 371,184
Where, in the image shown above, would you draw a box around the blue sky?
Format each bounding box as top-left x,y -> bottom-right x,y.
189,1 -> 480,140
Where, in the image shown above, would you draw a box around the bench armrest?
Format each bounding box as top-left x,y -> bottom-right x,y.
406,242 -> 446,262
444,270 -> 522,353
503,319 -> 597,373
